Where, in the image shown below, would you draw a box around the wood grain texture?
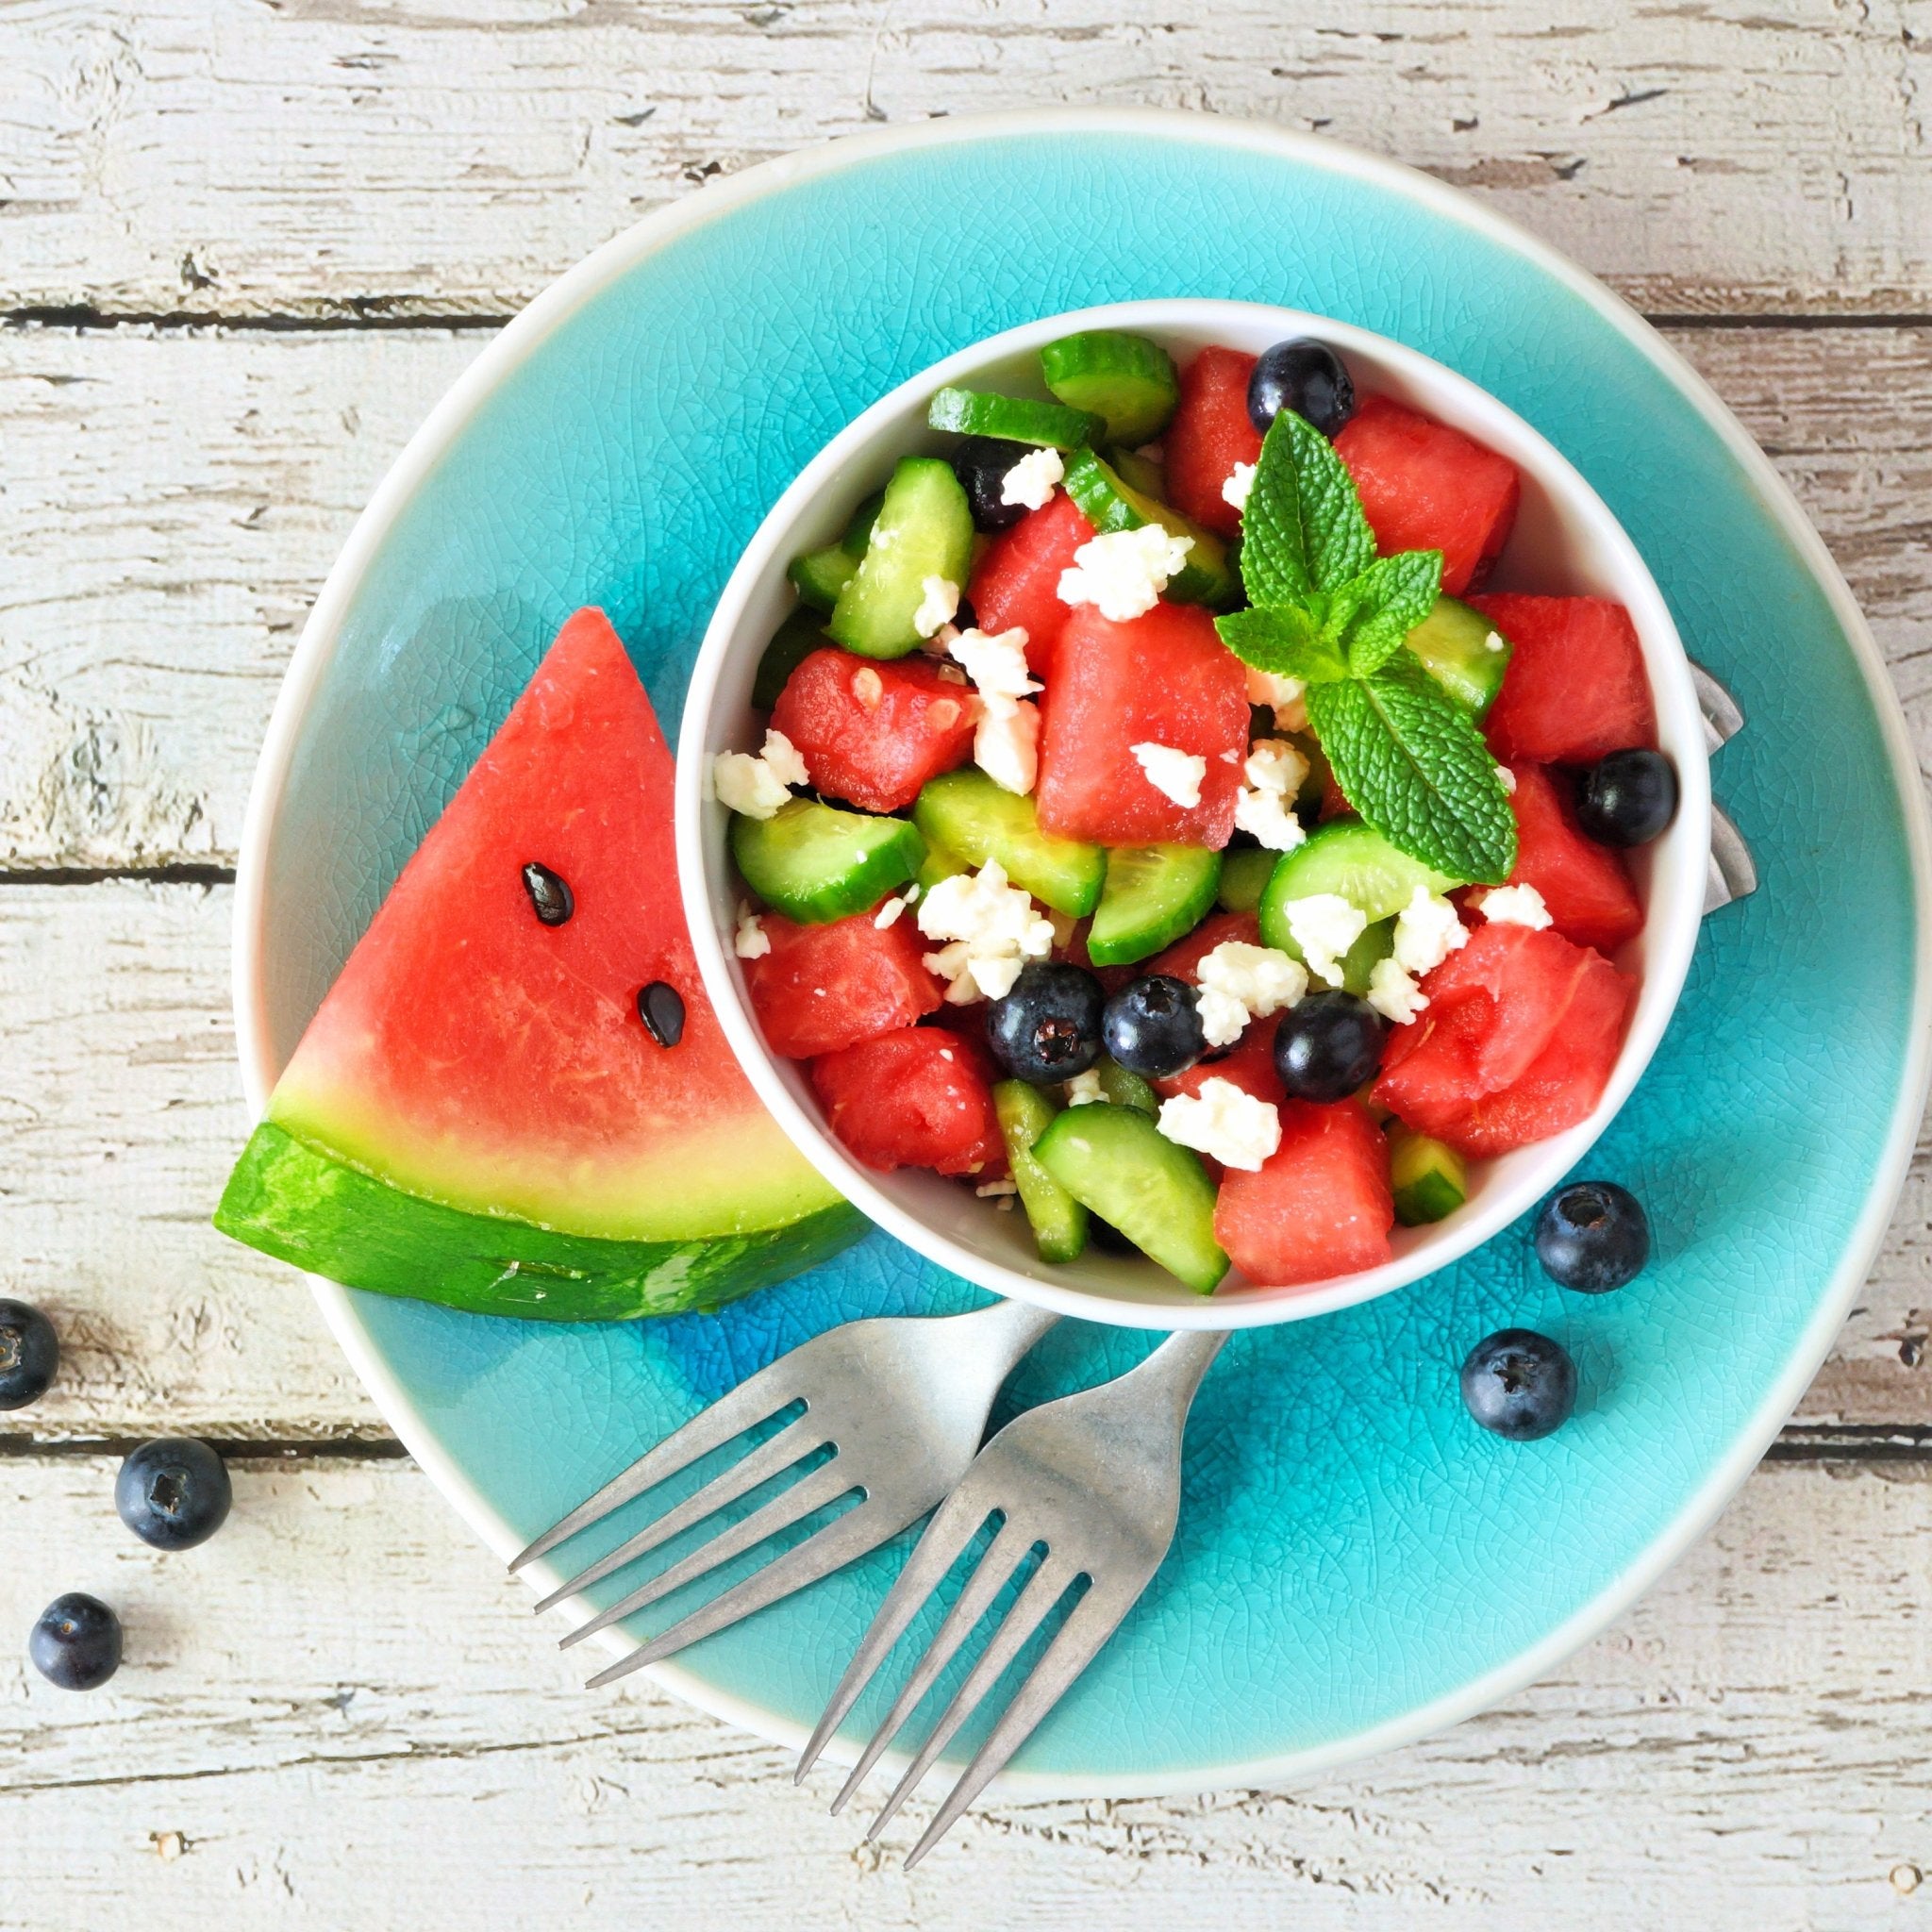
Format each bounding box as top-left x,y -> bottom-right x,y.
3,1452 -> 1928,1929
2,0 -> 1928,321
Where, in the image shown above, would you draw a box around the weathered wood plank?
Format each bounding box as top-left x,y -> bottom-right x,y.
2,0 -> 1927,321
2,1452 -> 1927,1927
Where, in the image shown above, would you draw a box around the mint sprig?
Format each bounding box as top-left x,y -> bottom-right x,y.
1216,410 -> 1515,884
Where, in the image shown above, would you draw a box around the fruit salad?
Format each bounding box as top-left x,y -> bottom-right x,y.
715,326 -> 1677,1293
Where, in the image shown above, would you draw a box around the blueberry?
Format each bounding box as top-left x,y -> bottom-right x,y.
1102,975 -> 1206,1078
1535,1180 -> 1651,1292
1460,1329 -> 1577,1441
115,1438 -> 232,1551
1247,338 -> 1357,439
29,1593 -> 122,1690
1575,749 -> 1678,847
986,963 -> 1104,1084
0,1299 -> 58,1411
1273,991 -> 1387,1104
948,435 -> 1037,534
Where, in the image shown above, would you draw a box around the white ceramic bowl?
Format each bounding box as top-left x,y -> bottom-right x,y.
676,298 -> 1711,1331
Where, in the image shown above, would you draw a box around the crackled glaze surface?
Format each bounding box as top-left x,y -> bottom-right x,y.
248,125 -> 1924,1785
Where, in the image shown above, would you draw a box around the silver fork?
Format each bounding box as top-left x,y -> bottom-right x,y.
510,1298 -> 1058,1686
796,1327 -> 1227,1866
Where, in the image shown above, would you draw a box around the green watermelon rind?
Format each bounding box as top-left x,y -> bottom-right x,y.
216,1121 -> 866,1324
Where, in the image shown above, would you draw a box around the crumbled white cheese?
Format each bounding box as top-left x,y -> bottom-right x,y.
974,697 -> 1041,796
1057,525 -> 1194,621
974,1177 -> 1019,1197
1000,445 -> 1064,511
912,575 -> 959,639
1244,664 -> 1309,733
1495,763 -> 1517,795
1194,941 -> 1308,1048
1222,460 -> 1257,514
1064,1068 -> 1108,1107
874,891 -> 911,930
1278,892 -> 1369,988
1232,737 -> 1310,852
917,859 -> 1056,1004
1481,883 -> 1554,929
1243,738 -> 1309,799
947,626 -> 1038,704
1157,1077 -> 1282,1173
1366,955 -> 1429,1025
1391,886 -> 1468,977
733,906 -> 771,960
713,728 -> 808,820
1131,741 -> 1207,809
1485,629 -> 1507,654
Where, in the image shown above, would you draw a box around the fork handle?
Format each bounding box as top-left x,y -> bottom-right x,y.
947,1296 -> 1060,1376
1129,1328 -> 1230,1427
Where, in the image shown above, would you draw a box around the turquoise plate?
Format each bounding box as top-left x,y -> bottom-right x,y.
234,111 -> 1932,1795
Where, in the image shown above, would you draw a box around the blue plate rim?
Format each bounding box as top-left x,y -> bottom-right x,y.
230,108 -> 1932,1797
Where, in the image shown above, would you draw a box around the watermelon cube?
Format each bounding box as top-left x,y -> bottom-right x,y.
1473,593 -> 1657,766
1374,923 -> 1634,1157
1499,762 -> 1643,956
1164,346 -> 1263,541
966,491 -> 1094,676
1213,1099 -> 1394,1287
1153,1020 -> 1281,1110
1035,603 -> 1249,848
1146,908 -> 1262,984
742,904 -> 941,1058
772,647 -> 976,813
1335,394 -> 1521,596
810,1024 -> 1005,1176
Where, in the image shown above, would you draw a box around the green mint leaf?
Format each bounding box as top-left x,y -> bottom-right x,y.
1307,656 -> 1517,883
1333,550 -> 1444,677
1239,408 -> 1378,608
1215,605 -> 1348,684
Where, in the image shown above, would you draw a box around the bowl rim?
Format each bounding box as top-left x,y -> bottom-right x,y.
229,108 -> 1932,1798
676,293 -> 1711,1332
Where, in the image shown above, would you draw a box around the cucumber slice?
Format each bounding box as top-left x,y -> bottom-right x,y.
730,798 -> 923,924
1033,1106 -> 1227,1292
1060,449 -> 1239,609
994,1082 -> 1088,1263
1107,445 -> 1166,497
915,839 -> 970,894
912,769 -> 1105,917
1094,1057 -> 1158,1116
1216,845 -> 1277,915
1336,917 -> 1395,997
1040,330 -> 1180,445
1087,845 -> 1223,967
787,544 -> 857,613
1389,1127 -> 1469,1226
842,488 -> 887,555
928,386 -> 1105,449
1405,596 -> 1513,718
827,458 -> 974,659
1258,821 -> 1464,960
753,606 -> 831,709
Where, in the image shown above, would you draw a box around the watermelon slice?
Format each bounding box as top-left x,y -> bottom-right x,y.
1472,593 -> 1657,765
215,608 -> 861,1322
1164,346 -> 1262,541
1214,1099 -> 1395,1287
965,492 -> 1094,676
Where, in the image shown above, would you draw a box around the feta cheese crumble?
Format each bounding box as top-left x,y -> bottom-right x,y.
1277,892 -> 1369,987
712,729 -> 808,820
917,859 -> 1056,1004
1057,525 -> 1194,622
912,575 -> 959,639
974,1177 -> 1019,1197
1064,1068 -> 1108,1107
1221,460 -> 1257,514
1157,1077 -> 1281,1173
1244,664 -> 1308,733
733,906 -> 771,960
948,625 -> 1042,795
1366,954 -> 1429,1025
999,445 -> 1064,511
1485,629 -> 1507,654
1131,741 -> 1207,809
1232,737 -> 1310,852
1391,887 -> 1468,977
1495,763 -> 1517,795
874,891 -> 913,930
1194,941 -> 1308,1048
1480,883 -> 1554,929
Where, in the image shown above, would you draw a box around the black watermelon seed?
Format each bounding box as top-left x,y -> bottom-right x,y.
522,862 -> 574,926
637,980 -> 686,1048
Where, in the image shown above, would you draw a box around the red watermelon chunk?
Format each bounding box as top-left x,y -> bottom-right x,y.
966,491 -> 1094,677
1335,394 -> 1521,596
1035,603 -> 1248,848
1153,1020 -> 1280,1109
742,904 -> 941,1058
1496,762 -> 1643,956
1214,1099 -> 1394,1287
1473,593 -> 1657,766
810,1024 -> 1004,1177
1147,908 -> 1261,984
1374,924 -> 1634,1157
772,647 -> 976,813
1164,346 -> 1262,541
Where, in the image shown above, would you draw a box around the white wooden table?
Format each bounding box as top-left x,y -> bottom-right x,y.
4,9 -> 1930,1925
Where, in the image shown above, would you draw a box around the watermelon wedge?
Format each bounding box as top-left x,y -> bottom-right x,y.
216,608 -> 862,1321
